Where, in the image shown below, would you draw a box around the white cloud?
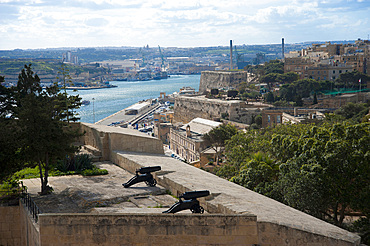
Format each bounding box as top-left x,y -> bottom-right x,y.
0,0 -> 369,49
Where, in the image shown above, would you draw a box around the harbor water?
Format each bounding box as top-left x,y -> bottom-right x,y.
69,75 -> 201,123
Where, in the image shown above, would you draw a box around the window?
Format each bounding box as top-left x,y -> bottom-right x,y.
268,115 -> 271,123
277,115 -> 281,123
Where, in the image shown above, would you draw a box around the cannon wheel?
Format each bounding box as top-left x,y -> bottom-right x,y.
190,205 -> 204,214
145,178 -> 157,187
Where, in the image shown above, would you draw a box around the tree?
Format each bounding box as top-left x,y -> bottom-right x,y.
57,63 -> 74,122
279,78 -> 319,102
270,122 -> 370,226
230,152 -> 279,195
313,92 -> 318,105
2,64 -> 83,194
265,92 -> 275,103
222,122 -> 369,228
336,71 -> 370,90
203,124 -> 238,165
335,102 -> 369,123
260,73 -> 279,90
0,76 -> 24,179
277,72 -> 299,84
264,59 -> 284,74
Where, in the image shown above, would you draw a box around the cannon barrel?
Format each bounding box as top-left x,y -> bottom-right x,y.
180,190 -> 210,200
137,166 -> 161,174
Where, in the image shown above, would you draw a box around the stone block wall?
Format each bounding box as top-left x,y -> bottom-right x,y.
174,96 -> 259,124
38,214 -> 258,246
19,203 -> 40,246
199,71 -> 249,93
0,206 -> 21,246
258,222 -> 357,246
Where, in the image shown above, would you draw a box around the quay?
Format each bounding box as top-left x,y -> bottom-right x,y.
96,99 -> 161,127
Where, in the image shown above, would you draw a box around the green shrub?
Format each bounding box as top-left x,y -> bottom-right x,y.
348,217 -> 370,245
81,167 -> 108,176
12,166 -> 41,179
0,178 -> 22,204
56,154 -> 93,172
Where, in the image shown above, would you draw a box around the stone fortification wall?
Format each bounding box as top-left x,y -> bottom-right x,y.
174,95 -> 260,124
77,123 -> 164,160
37,213 -> 258,246
113,151 -> 361,246
199,71 -> 249,93
0,205 -> 21,246
1,203 -> 40,246
20,203 -> 40,246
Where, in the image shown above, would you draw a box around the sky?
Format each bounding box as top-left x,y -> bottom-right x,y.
0,0 -> 369,50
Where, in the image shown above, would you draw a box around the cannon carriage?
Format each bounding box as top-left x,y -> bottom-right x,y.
122,166 -> 161,188
163,190 -> 210,214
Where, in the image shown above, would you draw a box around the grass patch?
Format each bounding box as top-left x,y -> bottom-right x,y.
6,154 -> 108,182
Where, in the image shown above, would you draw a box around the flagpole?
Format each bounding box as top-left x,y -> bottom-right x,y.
358,78 -> 361,103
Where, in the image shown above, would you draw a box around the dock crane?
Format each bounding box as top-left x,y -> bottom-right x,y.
139,47 -> 147,67
158,45 -> 165,71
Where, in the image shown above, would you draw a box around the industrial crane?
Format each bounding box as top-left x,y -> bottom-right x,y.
158,45 -> 165,71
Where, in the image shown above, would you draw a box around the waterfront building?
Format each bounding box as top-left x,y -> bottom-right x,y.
124,101 -> 151,115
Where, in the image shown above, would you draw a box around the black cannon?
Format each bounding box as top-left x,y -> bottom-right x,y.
122,166 -> 161,188
162,190 -> 210,214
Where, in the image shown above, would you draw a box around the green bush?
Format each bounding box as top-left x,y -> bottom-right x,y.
8,154 -> 108,180
55,154 -> 108,176
12,166 -> 41,179
81,167 -> 108,176
348,217 -> 370,245
0,178 -> 22,204
56,154 -> 93,172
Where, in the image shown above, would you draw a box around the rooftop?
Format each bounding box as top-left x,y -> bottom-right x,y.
180,117 -> 222,135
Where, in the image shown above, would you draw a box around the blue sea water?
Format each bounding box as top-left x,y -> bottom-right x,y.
69,74 -> 201,123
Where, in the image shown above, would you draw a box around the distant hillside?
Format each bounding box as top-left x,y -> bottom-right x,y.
0,40 -> 357,64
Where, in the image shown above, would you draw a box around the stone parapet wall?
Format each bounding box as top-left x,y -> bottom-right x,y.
77,123 -> 164,160
199,71 -> 249,93
38,213 -> 258,246
0,205 -> 21,246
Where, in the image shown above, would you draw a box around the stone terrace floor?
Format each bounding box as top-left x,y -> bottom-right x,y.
21,162 -> 181,214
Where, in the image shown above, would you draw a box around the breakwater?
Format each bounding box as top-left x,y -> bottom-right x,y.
69,75 -> 200,123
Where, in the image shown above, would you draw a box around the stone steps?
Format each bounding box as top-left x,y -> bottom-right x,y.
80,145 -> 102,162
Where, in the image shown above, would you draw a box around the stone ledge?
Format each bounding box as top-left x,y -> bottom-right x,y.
112,151 -> 361,245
